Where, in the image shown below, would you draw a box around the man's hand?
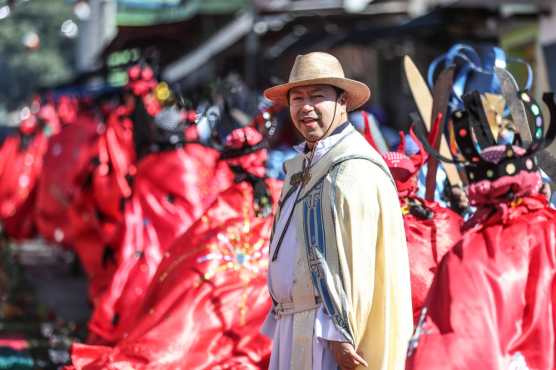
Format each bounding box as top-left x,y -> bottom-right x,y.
329,341 -> 368,369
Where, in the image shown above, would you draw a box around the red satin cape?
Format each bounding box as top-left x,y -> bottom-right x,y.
402,196 -> 463,324
68,178 -> 281,370
87,145 -> 233,345
406,195 -> 556,370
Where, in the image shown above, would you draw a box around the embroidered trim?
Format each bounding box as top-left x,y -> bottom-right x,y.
303,181 -> 354,344
329,162 -> 349,314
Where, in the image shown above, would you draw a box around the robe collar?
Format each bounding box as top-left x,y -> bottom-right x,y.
283,122 -> 390,200
293,121 -> 352,164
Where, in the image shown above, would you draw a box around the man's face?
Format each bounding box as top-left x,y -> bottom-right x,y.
289,85 -> 346,143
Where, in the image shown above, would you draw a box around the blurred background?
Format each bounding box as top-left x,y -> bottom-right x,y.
0,1 -> 555,369
0,0 -> 555,130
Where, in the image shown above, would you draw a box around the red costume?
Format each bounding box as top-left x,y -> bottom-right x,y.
35,107 -> 101,245
68,127 -> 280,370
86,101 -> 232,344
69,101 -> 136,302
51,64 -> 164,302
0,104 -> 59,239
406,92 -> 556,370
30,100 -> 118,301
382,129 -> 462,323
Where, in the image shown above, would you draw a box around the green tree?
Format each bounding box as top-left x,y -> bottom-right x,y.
0,0 -> 75,111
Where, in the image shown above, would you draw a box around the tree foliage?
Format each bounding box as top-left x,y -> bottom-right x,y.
0,0 -> 75,111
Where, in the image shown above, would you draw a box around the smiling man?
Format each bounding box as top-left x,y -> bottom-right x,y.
261,52 -> 413,370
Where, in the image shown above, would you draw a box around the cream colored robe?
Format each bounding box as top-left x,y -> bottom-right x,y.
267,127 -> 413,370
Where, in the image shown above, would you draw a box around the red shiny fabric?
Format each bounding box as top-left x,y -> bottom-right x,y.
87,144 -> 233,345
56,96 -> 79,126
406,195 -> 556,370
91,104 -> 136,223
0,131 -> 48,239
37,103 -> 62,134
68,192 -> 119,302
66,105 -> 135,302
35,110 -> 102,245
402,196 -> 462,324
68,177 -> 281,370
384,128 -> 462,324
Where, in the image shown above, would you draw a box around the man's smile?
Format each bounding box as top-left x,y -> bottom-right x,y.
299,116 -> 319,127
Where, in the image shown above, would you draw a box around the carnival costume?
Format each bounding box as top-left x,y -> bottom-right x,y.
406,90 -> 556,370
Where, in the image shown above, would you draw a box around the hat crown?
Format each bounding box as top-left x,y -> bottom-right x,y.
289,52 -> 346,83
263,51 -> 371,111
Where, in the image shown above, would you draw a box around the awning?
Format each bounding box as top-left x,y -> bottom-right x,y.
116,0 -> 247,26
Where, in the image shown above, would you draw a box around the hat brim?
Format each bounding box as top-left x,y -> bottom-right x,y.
263,77 -> 371,112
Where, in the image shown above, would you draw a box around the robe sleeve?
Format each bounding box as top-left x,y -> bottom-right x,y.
332,159 -> 414,370
315,305 -> 348,342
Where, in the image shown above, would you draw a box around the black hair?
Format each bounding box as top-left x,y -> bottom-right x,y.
287,85 -> 345,104
332,86 -> 345,97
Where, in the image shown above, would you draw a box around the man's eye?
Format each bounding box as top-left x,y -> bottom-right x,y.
312,95 -> 323,98
292,97 -> 302,101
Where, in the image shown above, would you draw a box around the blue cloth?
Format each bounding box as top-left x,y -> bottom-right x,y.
266,146 -> 297,180
416,163 -> 448,207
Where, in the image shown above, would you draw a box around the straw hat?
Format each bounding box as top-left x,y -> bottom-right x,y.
264,52 -> 371,112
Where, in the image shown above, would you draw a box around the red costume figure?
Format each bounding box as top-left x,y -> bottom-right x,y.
406,91 -> 556,370
68,127 -> 280,370
86,100 -> 233,345
93,103 -> 136,214
34,105 -> 101,246
84,63 -> 162,235
0,104 -> 59,239
33,100 -> 118,302
382,129 -> 463,324
69,101 -> 137,301
53,64 -> 162,302
87,64 -> 162,222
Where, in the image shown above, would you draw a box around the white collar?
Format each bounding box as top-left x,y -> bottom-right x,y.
293,122 -> 353,164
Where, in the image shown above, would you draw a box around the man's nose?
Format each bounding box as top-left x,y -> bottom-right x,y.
300,101 -> 314,113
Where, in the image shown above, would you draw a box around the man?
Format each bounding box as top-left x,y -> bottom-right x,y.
261,51 -> 413,370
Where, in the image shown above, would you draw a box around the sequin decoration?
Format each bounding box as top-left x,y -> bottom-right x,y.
196,232 -> 266,281
531,104 -> 540,116
506,163 -> 517,175
526,159 -> 533,170
194,195 -> 269,324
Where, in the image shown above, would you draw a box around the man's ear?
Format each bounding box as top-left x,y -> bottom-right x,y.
338,92 -> 348,106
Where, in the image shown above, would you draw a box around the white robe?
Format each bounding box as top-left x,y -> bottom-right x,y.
262,124 -> 352,370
